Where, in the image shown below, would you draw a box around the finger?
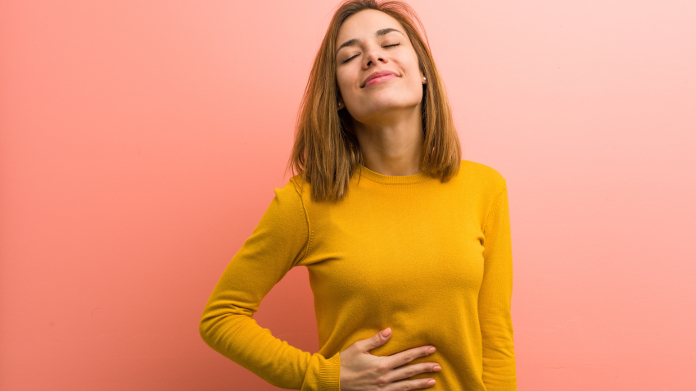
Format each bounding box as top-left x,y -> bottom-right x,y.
384,362 -> 441,384
384,345 -> 436,369
385,377 -> 436,391
360,327 -> 391,352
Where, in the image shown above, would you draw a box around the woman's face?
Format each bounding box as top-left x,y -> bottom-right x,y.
335,9 -> 425,124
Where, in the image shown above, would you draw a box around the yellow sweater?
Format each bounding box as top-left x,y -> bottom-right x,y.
199,159 -> 517,390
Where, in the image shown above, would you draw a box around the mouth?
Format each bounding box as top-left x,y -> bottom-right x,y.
362,70 -> 398,88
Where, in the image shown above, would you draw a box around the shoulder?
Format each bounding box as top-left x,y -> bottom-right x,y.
457,159 -> 507,193
285,174 -> 311,202
457,160 -> 510,230
262,175 -> 308,219
277,175 -> 304,196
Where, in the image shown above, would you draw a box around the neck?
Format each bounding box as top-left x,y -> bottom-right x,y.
352,104 -> 424,176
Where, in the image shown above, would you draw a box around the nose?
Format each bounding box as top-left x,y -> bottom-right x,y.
363,44 -> 387,68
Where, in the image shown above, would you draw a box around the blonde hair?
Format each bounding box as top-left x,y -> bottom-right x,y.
286,0 -> 461,202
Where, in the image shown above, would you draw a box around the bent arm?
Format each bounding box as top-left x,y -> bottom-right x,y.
199,180 -> 340,390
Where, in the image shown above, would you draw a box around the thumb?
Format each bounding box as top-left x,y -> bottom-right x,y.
363,327 -> 391,352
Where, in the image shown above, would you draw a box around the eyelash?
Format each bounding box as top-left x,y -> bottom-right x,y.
342,43 -> 401,64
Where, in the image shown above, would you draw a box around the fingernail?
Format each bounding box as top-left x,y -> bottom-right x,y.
433,365 -> 441,371
427,347 -> 436,354
381,328 -> 391,338
427,379 -> 436,386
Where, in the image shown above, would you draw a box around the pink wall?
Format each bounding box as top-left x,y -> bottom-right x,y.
1,0 -> 694,389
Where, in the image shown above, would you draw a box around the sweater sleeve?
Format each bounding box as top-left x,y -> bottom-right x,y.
199,179 -> 341,390
478,183 -> 518,390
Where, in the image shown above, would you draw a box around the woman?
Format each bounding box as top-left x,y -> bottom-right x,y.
199,0 -> 517,390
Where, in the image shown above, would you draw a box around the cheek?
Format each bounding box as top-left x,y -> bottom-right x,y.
336,71 -> 356,96
407,55 -> 421,75
335,71 -> 348,90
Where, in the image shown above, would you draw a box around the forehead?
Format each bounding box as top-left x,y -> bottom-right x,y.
336,9 -> 403,42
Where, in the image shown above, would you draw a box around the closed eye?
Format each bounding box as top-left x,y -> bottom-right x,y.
341,43 -> 401,64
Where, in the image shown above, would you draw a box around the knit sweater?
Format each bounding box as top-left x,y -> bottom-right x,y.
199,159 -> 517,390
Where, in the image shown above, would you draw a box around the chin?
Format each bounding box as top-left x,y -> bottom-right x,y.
351,101 -> 420,122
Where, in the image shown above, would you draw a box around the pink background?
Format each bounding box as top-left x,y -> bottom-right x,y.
1,0 -> 695,390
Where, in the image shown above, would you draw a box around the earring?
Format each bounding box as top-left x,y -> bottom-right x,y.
337,101 -> 342,108
423,77 -> 427,82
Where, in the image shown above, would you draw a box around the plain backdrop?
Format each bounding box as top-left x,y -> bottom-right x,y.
1,0 -> 695,390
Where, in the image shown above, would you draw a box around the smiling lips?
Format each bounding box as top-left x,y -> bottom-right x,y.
362,70 -> 399,87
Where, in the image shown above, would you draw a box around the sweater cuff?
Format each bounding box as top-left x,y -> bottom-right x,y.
301,351 -> 341,391
320,352 -> 341,390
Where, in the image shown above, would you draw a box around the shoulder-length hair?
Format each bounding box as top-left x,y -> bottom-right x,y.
286,0 -> 461,202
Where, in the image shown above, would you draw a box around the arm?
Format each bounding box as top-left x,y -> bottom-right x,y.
478,183 -> 518,390
199,180 -> 341,390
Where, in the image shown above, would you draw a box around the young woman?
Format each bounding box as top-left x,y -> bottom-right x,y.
199,1 -> 517,390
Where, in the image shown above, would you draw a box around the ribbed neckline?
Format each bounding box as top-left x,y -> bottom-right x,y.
357,164 -> 431,184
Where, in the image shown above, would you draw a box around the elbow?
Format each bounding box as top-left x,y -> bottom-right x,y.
198,307 -> 216,347
199,316 -> 208,344
198,304 -> 243,347
198,301 -> 256,350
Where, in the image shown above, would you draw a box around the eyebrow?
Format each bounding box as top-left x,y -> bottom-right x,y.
336,27 -> 404,55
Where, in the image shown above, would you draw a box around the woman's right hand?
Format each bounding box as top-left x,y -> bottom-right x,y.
339,327 -> 441,391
